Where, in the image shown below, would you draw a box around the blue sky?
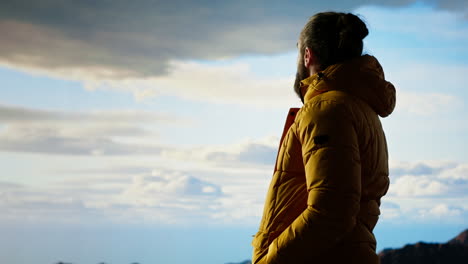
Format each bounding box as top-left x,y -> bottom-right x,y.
1,1 -> 468,264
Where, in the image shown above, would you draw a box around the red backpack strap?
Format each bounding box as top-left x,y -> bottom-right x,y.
273,108 -> 300,173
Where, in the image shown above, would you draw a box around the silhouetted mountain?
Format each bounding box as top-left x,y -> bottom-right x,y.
448,229 -> 468,245
379,229 -> 468,264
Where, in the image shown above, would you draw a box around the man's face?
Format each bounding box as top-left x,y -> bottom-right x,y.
294,47 -> 310,102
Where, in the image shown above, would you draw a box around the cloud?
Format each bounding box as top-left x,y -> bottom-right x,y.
0,124 -> 163,155
161,136 -> 278,167
389,175 -> 450,197
439,163 -> 468,180
1,159 -> 468,225
66,56 -> 468,110
387,161 -> 468,197
0,181 -> 96,224
379,201 -> 402,219
76,60 -> 300,107
0,100 -> 466,225
425,204 -> 463,218
1,0 -> 466,80
204,142 -> 278,166
389,161 -> 455,176
379,161 -> 468,223
0,181 -> 22,189
0,103 -> 178,155
0,103 -> 174,123
0,130 -> 278,225
0,102 -> 281,162
2,3 -> 467,110
399,203 -> 468,222
118,170 -> 225,223
0,169 -> 226,225
122,170 -> 223,202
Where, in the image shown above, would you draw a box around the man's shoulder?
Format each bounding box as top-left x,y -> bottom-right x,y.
293,90 -> 360,145
306,90 -> 355,107
297,90 -> 355,121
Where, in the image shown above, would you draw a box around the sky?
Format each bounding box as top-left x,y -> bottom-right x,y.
1,1 -> 468,264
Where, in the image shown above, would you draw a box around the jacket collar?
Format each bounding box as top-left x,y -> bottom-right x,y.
299,72 -> 329,103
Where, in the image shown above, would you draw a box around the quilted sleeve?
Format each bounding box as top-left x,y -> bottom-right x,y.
266,100 -> 361,263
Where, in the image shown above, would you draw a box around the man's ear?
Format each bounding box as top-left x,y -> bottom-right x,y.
304,47 -> 319,74
304,47 -> 312,68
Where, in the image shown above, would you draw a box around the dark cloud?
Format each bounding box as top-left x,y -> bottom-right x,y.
390,162 -> 456,177
0,128 -> 164,155
391,163 -> 441,176
0,181 -> 23,189
1,0 -> 465,79
238,143 -> 277,165
0,104 -> 174,123
0,104 -> 175,155
188,140 -> 277,166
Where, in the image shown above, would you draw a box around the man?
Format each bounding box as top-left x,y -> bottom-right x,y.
252,12 -> 396,264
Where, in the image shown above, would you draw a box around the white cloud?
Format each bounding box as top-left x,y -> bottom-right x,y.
402,203 -> 467,222
439,164 -> 468,180
0,169 -> 225,225
0,183 -> 99,224
1,157 -> 468,226
387,161 -> 468,198
19,52 -> 466,113
379,161 -> 468,223
380,201 -> 402,220
121,170 -> 223,206
161,136 -> 279,167
389,160 -> 456,177
0,101 -> 466,226
0,134 -> 278,225
389,175 -> 449,197
427,204 -> 463,218
78,60 -> 299,108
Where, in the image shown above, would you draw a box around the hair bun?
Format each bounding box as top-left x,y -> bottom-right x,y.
339,13 -> 368,41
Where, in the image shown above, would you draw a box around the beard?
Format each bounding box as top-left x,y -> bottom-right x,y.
293,57 -> 310,103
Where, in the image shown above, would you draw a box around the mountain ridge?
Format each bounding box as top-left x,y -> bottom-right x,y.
379,229 -> 468,264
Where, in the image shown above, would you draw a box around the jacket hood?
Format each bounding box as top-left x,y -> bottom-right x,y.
301,55 -> 396,117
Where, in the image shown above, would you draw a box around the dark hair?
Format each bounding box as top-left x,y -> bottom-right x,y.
299,12 -> 368,69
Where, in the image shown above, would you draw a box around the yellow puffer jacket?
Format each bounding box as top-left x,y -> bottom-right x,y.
252,55 -> 396,264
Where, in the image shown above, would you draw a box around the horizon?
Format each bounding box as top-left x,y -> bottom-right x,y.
1,1 -> 468,264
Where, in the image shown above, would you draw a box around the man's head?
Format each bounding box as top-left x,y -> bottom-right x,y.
294,12 -> 369,101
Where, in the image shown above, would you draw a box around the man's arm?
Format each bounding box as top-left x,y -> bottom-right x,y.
266,100 -> 361,263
